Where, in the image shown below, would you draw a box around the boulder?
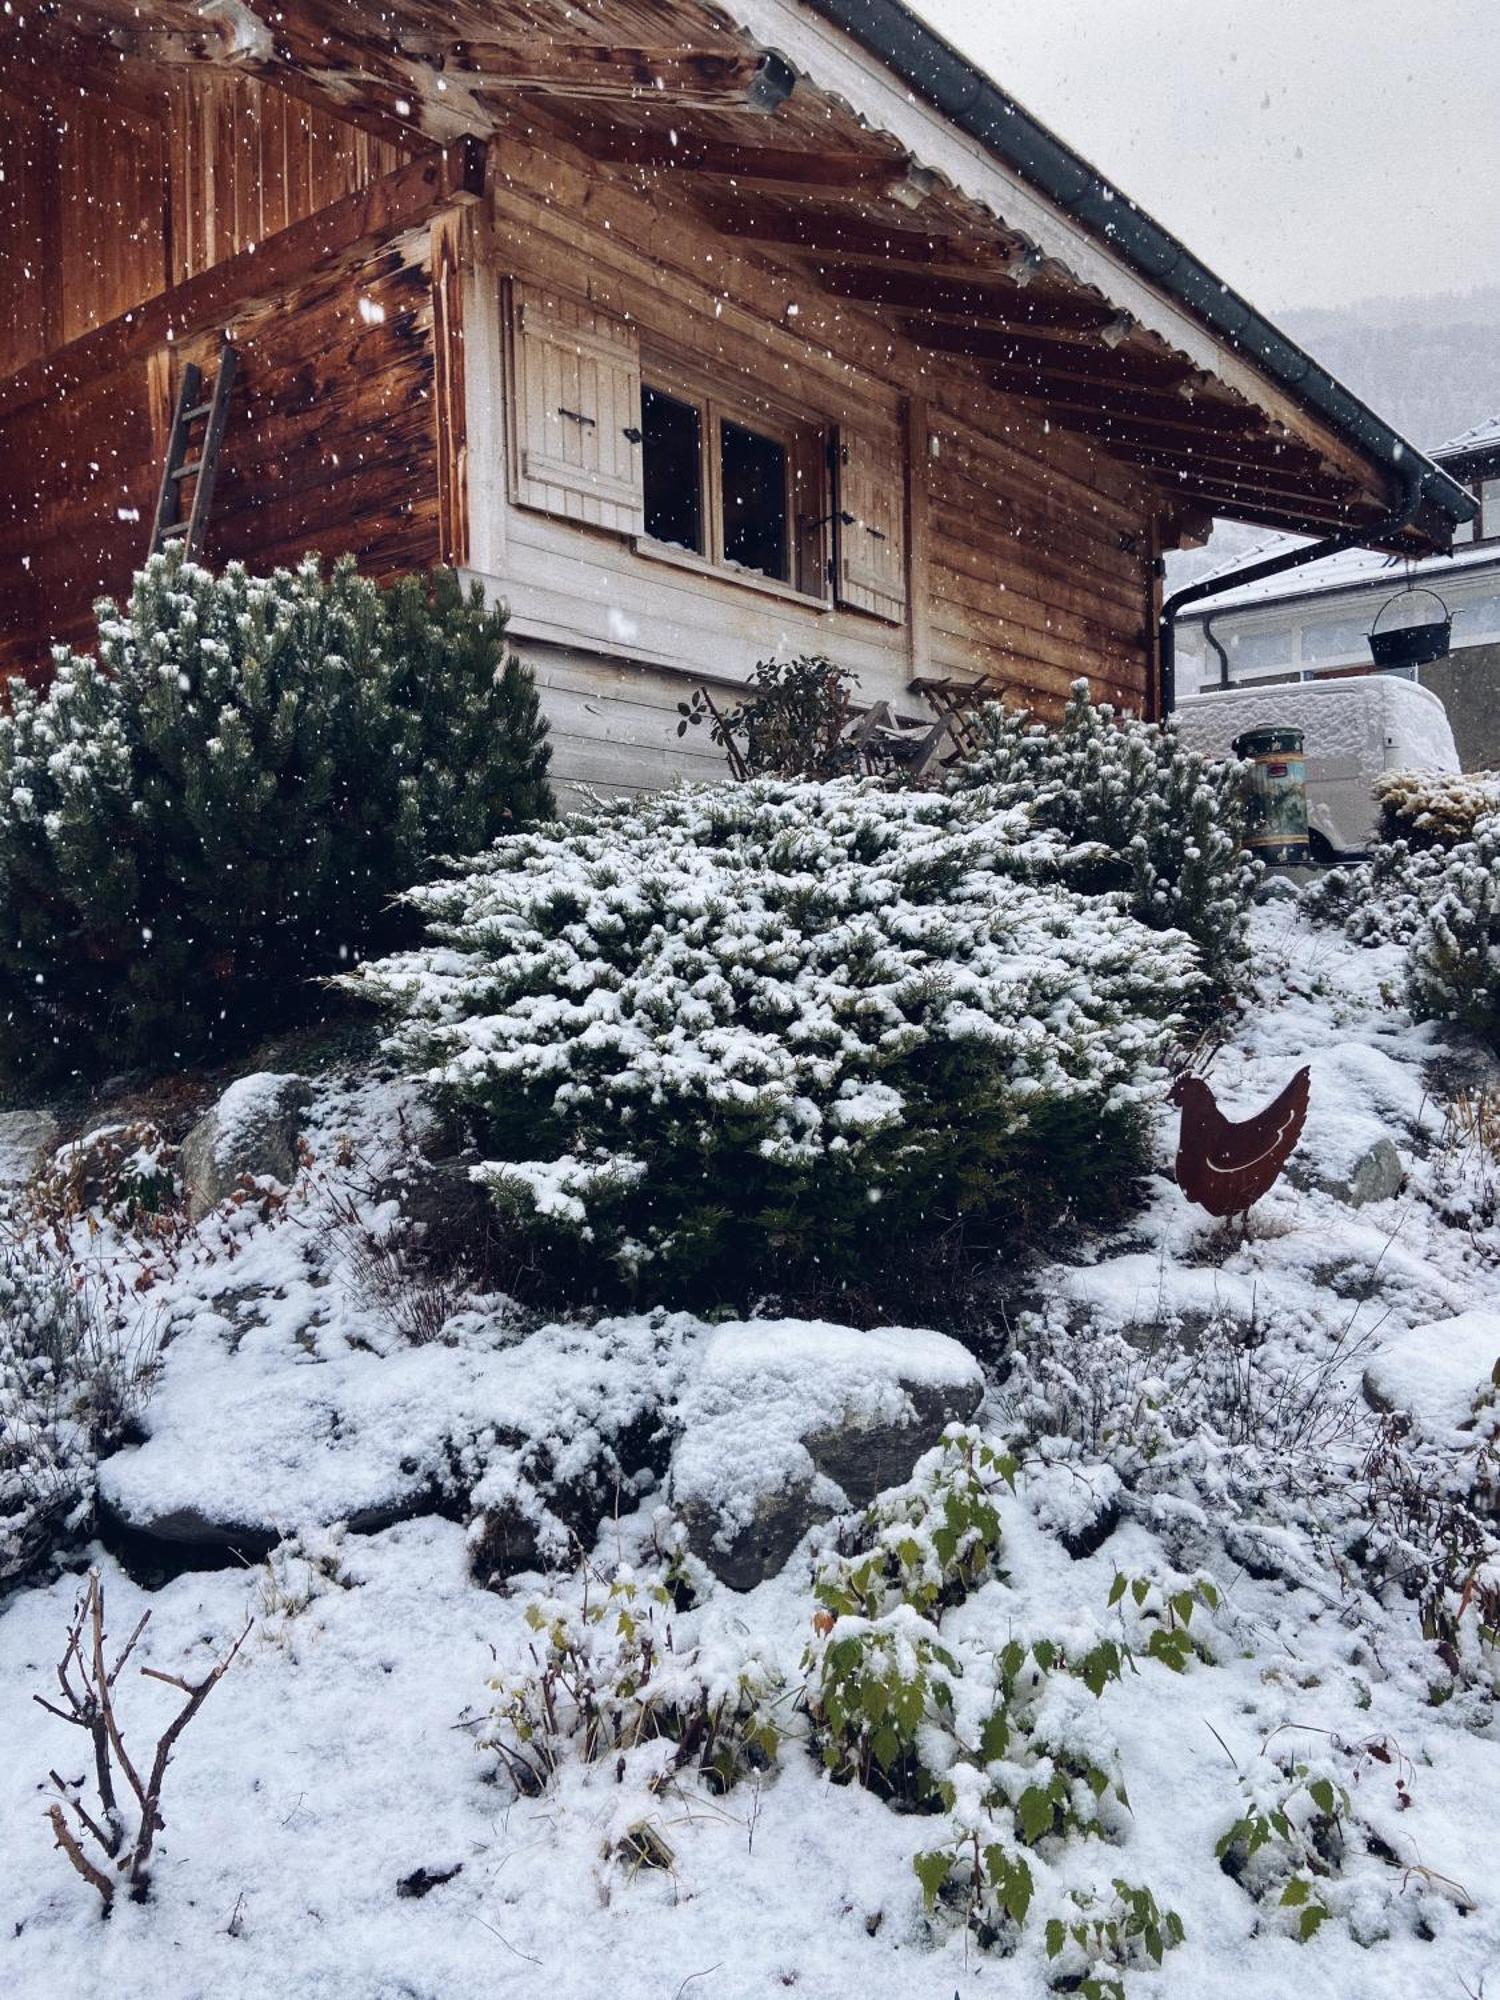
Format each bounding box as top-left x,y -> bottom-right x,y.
1362,1310 -> 1500,1441
370,1152 -> 502,1279
181,1071 -> 312,1218
669,1320 -> 985,1591
0,1109 -> 60,1188
1294,1136 -> 1405,1208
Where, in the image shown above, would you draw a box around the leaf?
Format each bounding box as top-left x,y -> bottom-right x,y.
1307,1779 -> 1337,1819
1297,1904 -> 1329,1943
1280,1876 -> 1311,1907
1108,1572 -> 1128,1607
1131,1578 -> 1150,1606
1017,1785 -> 1055,1845
1045,1918 -> 1066,1959
913,1850 -> 949,1911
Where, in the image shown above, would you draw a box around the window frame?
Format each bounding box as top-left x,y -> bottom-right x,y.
634,354 -> 833,609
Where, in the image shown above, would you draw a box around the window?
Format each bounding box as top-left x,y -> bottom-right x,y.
1481,477 -> 1500,541
505,282 -> 906,618
637,367 -> 829,599
1299,615 -> 1368,665
641,388 -> 704,555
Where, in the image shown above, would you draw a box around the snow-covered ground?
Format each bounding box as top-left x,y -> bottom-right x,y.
2,906 -> 1497,2000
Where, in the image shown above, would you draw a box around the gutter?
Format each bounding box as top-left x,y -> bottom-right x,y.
1158,462 -> 1425,713
797,0 -> 1477,542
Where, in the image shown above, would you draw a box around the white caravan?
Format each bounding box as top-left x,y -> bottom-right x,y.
1172,676 -> 1460,859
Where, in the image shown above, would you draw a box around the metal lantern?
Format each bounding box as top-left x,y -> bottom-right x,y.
1368,585 -> 1452,671
1234,726 -> 1309,865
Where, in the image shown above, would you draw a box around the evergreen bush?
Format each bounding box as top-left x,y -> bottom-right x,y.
1405,814 -> 1500,1044
949,680 -> 1258,998
355,779 -> 1202,1311
0,553 -> 551,1081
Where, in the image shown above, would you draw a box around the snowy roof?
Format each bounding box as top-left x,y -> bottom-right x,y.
1435,413 -> 1500,461
1177,527 -> 1500,619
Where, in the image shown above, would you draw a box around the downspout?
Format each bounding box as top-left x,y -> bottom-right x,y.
1203,611 -> 1231,690
1159,460 -> 1426,714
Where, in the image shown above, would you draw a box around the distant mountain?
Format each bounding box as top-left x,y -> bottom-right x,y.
1281,287 -> 1500,451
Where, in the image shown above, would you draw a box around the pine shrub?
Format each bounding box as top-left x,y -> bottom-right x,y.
1374,768 -> 1500,851
355,780 -> 1202,1311
0,553 -> 551,1081
950,681 -> 1258,998
1406,814 -> 1500,1044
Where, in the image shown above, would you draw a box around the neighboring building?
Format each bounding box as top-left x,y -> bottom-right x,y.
0,0 -> 1474,798
1176,416 -> 1500,769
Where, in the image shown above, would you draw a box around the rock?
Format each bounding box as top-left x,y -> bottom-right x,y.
1362,1311 -> 1500,1439
669,1321 -> 985,1591
1338,1138 -> 1406,1207
0,1109 -> 59,1188
1423,1030 -> 1500,1104
1294,1136 -> 1406,1208
370,1152 -> 501,1279
181,1071 -> 312,1218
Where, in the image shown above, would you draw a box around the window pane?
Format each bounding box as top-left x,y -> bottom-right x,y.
1482,478 -> 1500,541
721,420 -> 789,581
1299,616 -> 1368,664
642,387 -> 704,553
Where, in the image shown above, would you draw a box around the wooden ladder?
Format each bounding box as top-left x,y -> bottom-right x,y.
146,341 -> 239,561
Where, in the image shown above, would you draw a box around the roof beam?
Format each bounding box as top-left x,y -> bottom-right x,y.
906,320 -> 1198,390
589,133 -> 925,196
812,263 -> 1117,332
450,44 -> 796,112
700,205 -> 995,265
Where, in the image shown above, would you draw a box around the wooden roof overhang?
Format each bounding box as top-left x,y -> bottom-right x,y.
0,0 -> 1470,555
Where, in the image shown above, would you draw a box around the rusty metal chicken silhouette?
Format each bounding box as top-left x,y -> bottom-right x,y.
1169,1066 -> 1312,1225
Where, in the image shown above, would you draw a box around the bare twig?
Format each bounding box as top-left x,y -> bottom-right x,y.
32,1570 -> 249,1908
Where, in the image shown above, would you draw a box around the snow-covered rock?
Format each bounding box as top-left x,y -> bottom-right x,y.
181,1071 -> 312,1218
0,1109 -> 58,1188
1363,1310 -> 1500,1440
669,1321 -> 984,1590
1325,1136 -> 1407,1208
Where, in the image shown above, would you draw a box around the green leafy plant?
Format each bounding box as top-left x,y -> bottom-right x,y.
1215,1757 -> 1350,1940
483,1554 -> 785,1799
0,551 -> 552,1083
677,655 -> 860,780
1107,1569 -> 1222,1673
1044,1878 -> 1186,1995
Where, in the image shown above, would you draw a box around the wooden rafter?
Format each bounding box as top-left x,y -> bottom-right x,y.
902,319 -> 1196,388
698,205 -> 992,265
588,133 -> 918,195
809,263 -> 1116,333
447,43 -> 796,112
0,139 -> 487,420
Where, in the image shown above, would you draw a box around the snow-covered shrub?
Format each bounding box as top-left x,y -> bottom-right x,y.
0,1226 -> 158,1586
1043,1879 -> 1187,1996
1405,814 -> 1500,1042
31,1121 -> 178,1229
357,781 -> 1202,1309
1301,839 -> 1449,948
0,552 -> 552,1083
950,680 -> 1258,997
483,1551 -> 785,1798
1374,768 -> 1500,851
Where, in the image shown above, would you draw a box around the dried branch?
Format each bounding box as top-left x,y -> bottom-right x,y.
32,1570 -> 249,1910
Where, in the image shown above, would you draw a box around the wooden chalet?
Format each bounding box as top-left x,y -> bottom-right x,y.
0,0 -> 1477,797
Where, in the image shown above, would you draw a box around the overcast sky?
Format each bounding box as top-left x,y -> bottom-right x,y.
909,0 -> 1500,315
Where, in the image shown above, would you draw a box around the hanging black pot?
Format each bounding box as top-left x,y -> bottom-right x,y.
1368,585 -> 1452,670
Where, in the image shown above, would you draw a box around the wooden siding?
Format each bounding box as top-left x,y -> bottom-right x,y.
463,133 -> 1160,797
0,233 -> 442,677
0,73 -> 405,380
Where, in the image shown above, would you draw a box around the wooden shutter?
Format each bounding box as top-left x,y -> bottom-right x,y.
507,282 -> 645,533
835,427 -> 908,623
